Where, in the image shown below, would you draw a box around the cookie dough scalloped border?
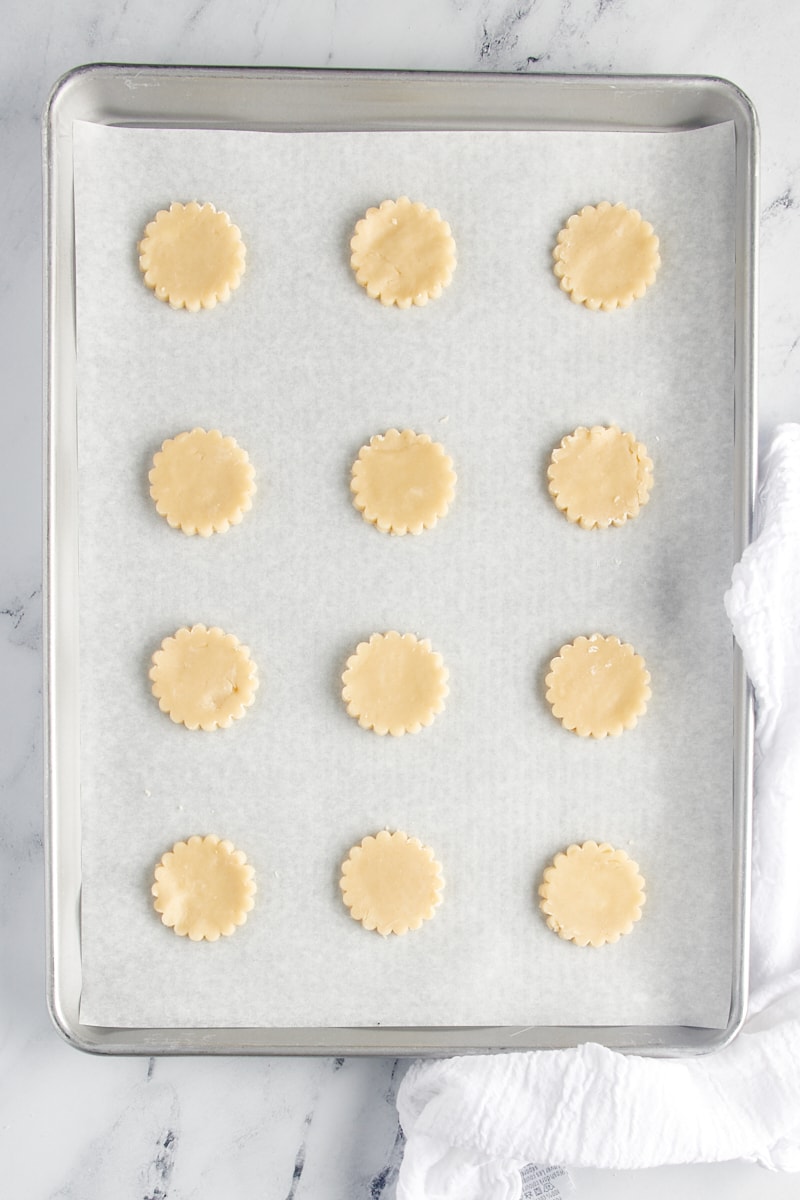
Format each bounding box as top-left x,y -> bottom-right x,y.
152,834 -> 256,941
545,633 -> 651,738
341,631 -> 448,736
149,427 -> 256,536
547,424 -> 653,530
138,201 -> 246,311
350,197 -> 456,308
552,201 -> 660,311
538,840 -> 646,947
149,624 -> 259,731
350,428 -> 456,535
340,829 -> 445,936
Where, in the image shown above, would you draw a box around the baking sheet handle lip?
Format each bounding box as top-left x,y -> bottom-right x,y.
33,1023 -> 744,1059
43,84 -> 67,1058
730,676 -> 754,1050
43,60 -> 760,89
729,53 -> 757,1058
46,951 -> 87,1055
43,62 -> 759,134
43,62 -> 59,1053
44,60 -> 85,1057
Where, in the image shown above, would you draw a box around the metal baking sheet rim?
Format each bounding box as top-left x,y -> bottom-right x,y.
44,65 -> 757,1057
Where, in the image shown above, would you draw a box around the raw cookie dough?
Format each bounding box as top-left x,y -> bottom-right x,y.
149,428 -> 256,536
150,624 -> 258,731
340,830 -> 444,936
538,841 -> 646,947
545,634 -> 650,738
552,202 -> 660,311
350,197 -> 456,308
138,201 -> 246,311
152,834 -> 256,941
341,631 -> 448,736
547,425 -> 653,529
350,429 -> 456,535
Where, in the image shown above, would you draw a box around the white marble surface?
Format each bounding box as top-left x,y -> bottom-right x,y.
2,1 -> 800,1196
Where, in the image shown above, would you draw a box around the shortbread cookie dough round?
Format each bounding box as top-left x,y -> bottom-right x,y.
152,834 -> 256,941
548,425 -> 653,529
553,202 -> 660,311
150,624 -> 258,730
149,428 -> 256,536
538,841 -> 645,947
350,198 -> 456,307
545,634 -> 650,738
351,429 -> 456,535
138,201 -> 246,311
342,631 -> 448,736
340,830 -> 444,936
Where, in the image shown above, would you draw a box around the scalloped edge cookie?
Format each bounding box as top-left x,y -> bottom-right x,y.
545,634 -> 651,738
547,425 -> 653,529
350,197 -> 456,308
350,429 -> 456,535
150,624 -> 259,731
552,202 -> 660,311
340,830 -> 444,936
538,841 -> 646,947
149,428 -> 256,536
341,631 -> 448,736
152,834 -> 256,941
138,201 -> 246,311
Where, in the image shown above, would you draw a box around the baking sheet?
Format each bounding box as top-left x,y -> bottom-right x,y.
73,119 -> 735,1029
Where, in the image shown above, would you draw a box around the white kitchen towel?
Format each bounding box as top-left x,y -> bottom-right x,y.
396,424 -> 800,1198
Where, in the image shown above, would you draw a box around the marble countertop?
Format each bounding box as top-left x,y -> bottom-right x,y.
2,0 -> 799,1196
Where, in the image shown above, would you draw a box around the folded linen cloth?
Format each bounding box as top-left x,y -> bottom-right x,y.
396,424 -> 800,1198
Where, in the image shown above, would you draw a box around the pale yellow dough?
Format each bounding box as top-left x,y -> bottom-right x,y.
149,428 -> 256,536
138,201 -> 246,311
341,631 -> 448,736
553,202 -> 660,311
545,634 -> 650,738
152,834 -> 256,941
351,429 -> 456,535
350,198 -> 456,308
150,624 -> 258,731
547,425 -> 653,529
340,830 -> 444,936
538,841 -> 646,947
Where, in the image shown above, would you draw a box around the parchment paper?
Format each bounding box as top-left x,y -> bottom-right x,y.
73,119 -> 736,1029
